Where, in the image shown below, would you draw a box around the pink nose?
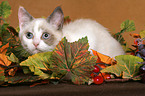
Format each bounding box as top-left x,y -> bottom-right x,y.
33,43 -> 39,47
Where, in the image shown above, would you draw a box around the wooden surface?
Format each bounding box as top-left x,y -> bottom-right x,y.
0,82 -> 145,96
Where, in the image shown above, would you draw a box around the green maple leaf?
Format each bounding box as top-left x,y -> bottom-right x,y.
50,37 -> 97,85
20,52 -> 52,79
101,55 -> 143,80
0,1 -> 12,18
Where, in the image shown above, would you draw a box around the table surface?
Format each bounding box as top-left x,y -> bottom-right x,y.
0,81 -> 145,96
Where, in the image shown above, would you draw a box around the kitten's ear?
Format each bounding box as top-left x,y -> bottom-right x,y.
47,7 -> 64,30
18,6 -> 34,29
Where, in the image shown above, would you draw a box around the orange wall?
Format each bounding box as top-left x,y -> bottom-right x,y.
1,0 -> 145,47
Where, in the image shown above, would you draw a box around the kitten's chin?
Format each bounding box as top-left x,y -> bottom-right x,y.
31,48 -> 53,55
31,49 -> 43,54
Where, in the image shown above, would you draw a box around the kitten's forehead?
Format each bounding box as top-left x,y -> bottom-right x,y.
22,18 -> 50,34
33,19 -> 48,32
33,20 -> 44,34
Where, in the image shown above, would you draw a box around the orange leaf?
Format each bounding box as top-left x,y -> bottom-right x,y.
130,33 -> 141,38
97,64 -> 106,69
92,50 -> 116,65
0,43 -> 9,54
8,67 -> 18,76
0,54 -> 11,66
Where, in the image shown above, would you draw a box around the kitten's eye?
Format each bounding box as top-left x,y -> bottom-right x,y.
42,33 -> 50,39
26,32 -> 33,39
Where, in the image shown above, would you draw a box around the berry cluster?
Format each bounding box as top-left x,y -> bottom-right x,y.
132,35 -> 145,83
90,64 -> 111,85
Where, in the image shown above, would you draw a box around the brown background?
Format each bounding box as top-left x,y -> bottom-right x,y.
1,0 -> 145,47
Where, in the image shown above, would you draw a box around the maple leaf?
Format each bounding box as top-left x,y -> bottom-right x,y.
50,37 -> 97,85
20,52 -> 52,79
101,55 -> 143,80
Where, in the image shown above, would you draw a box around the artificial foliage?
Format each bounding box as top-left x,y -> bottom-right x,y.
0,1 -> 145,86
101,55 -> 143,80
50,37 -> 97,85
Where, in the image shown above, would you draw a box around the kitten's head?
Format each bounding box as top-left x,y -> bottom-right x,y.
18,6 -> 64,54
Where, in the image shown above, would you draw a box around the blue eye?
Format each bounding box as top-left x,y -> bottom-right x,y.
42,33 -> 50,39
26,32 -> 33,39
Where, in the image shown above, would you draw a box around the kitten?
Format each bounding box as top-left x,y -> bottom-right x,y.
18,6 -> 125,57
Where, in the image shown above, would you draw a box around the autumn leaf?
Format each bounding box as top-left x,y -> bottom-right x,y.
7,53 -> 19,63
0,53 -> 19,77
7,68 -> 17,76
92,50 -> 116,65
101,55 -> 143,80
0,43 -> 9,54
50,37 -> 97,85
130,33 -> 140,38
0,54 -> 11,66
20,52 -> 52,79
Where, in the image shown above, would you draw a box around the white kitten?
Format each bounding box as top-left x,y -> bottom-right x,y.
18,6 -> 125,57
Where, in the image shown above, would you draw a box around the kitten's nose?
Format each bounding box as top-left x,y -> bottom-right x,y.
33,43 -> 39,47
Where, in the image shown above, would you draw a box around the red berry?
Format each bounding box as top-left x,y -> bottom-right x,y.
93,76 -> 104,84
103,73 -> 111,80
93,65 -> 100,73
98,73 -> 111,80
90,73 -> 95,78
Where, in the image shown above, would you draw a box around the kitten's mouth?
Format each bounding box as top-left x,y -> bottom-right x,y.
33,48 -> 43,54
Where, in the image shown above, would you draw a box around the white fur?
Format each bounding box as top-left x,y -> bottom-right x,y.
62,19 -> 125,57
